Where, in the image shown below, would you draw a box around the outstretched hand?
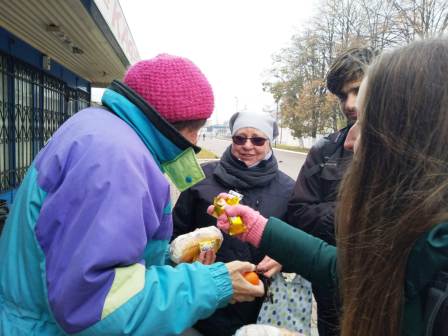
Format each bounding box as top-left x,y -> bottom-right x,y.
257,256 -> 282,278
207,193 -> 268,247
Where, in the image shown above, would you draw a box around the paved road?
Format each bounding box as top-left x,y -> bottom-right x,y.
198,137 -> 307,180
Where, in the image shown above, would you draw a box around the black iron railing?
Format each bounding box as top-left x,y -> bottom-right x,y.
0,52 -> 90,193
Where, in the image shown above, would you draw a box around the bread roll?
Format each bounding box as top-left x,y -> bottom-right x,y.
170,226 -> 223,263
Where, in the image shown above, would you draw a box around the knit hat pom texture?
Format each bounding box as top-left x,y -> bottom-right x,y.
123,54 -> 214,123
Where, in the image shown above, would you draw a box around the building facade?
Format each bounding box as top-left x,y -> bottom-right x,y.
0,0 -> 138,202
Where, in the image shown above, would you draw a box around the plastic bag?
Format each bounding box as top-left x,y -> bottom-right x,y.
257,273 -> 312,335
235,324 -> 303,336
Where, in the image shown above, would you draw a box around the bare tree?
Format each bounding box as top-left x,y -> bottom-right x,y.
264,0 -> 447,141
392,0 -> 448,41
358,0 -> 401,49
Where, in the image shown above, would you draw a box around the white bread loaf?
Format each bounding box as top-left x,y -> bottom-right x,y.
170,226 -> 223,264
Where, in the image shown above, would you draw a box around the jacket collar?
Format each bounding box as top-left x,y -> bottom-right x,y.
107,80 -> 201,154
101,81 -> 205,191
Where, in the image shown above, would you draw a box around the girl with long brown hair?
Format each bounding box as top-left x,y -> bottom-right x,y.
209,38 -> 448,336
337,38 -> 448,335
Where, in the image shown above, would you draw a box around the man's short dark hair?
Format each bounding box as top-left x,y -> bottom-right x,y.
326,47 -> 377,96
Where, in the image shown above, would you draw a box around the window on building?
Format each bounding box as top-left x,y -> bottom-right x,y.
13,62 -> 34,184
0,52 -> 90,194
0,55 -> 9,192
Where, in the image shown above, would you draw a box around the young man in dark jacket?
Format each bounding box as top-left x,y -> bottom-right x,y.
286,47 -> 376,336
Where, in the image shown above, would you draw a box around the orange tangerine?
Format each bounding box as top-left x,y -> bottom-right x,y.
243,271 -> 260,285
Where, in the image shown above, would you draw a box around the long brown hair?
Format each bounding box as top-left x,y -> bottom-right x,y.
337,39 -> 448,336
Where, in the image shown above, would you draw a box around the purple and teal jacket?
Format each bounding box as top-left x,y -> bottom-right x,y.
0,81 -> 233,335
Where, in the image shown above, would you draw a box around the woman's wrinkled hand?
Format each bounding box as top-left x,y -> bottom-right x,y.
256,256 -> 282,278
225,261 -> 264,304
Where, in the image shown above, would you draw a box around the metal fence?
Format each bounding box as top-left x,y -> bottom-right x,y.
0,52 -> 90,193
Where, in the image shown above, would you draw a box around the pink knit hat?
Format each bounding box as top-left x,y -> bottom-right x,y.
123,54 -> 214,123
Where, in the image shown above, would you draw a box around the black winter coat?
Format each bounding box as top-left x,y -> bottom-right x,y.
173,148 -> 294,336
286,127 -> 352,245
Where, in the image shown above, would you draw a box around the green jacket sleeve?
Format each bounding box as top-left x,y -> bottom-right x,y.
259,217 -> 338,293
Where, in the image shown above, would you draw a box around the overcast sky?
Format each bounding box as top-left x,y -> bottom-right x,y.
114,0 -> 316,123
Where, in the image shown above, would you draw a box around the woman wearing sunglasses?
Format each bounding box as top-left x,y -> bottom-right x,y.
172,112 -> 308,336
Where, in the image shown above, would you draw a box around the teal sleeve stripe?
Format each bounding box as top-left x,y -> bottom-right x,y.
0,164 -> 59,332
261,217 -> 337,293
142,240 -> 170,266
6,164 -> 47,231
163,200 -> 172,215
75,262 -> 232,335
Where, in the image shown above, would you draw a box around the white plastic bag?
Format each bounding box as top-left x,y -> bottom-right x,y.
235,324 -> 303,336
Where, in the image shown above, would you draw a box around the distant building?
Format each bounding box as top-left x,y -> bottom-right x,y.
0,0 -> 139,202
205,124 -> 231,137
276,128 -> 318,148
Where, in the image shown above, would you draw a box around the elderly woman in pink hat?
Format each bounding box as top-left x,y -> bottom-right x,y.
0,54 -> 264,336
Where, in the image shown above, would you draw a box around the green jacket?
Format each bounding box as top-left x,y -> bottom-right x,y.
260,217 -> 448,335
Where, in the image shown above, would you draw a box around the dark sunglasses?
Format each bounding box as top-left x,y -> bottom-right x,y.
232,135 -> 268,146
